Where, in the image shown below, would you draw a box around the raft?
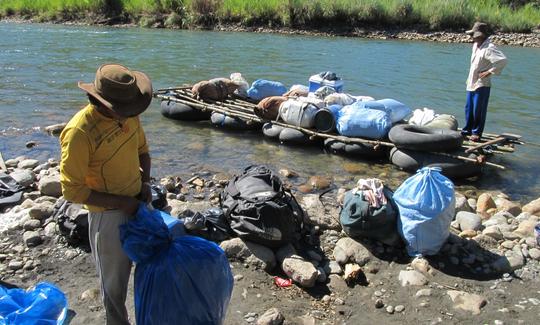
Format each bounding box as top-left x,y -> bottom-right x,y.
153,86 -> 523,179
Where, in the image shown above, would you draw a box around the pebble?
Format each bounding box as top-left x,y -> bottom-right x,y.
334,298 -> 344,305
494,320 -> 504,325
394,305 -> 405,313
234,274 -> 244,281
385,305 -> 394,314
375,299 -> 384,308
8,260 -> 23,271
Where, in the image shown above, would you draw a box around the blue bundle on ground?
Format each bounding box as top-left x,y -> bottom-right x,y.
0,282 -> 67,325
393,167 -> 455,257
120,204 -> 234,325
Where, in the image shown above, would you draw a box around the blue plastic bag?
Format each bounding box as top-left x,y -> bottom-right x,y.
247,79 -> 287,101
0,282 -> 67,325
393,167 -> 455,256
120,204 -> 233,325
368,99 -> 412,124
336,103 -> 392,139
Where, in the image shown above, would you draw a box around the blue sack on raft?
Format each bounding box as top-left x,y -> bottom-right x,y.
364,99 -> 412,124
120,204 -> 234,325
393,167 -> 455,257
0,282 -> 67,325
247,79 -> 287,101
336,103 -> 392,139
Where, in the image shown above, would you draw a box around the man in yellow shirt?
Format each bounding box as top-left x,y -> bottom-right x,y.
60,64 -> 153,325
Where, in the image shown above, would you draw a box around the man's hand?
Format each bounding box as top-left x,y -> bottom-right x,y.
478,70 -> 493,79
118,196 -> 140,216
139,182 -> 152,204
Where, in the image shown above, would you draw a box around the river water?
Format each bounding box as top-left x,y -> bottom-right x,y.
1,22 -> 539,201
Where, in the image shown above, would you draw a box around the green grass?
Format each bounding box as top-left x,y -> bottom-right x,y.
0,0 -> 539,32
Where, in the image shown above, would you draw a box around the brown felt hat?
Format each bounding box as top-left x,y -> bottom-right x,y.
78,64 -> 153,117
466,22 -> 491,38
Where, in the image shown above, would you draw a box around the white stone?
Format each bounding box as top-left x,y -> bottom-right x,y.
18,159 -> 40,169
38,174 -> 62,197
447,290 -> 486,315
282,256 -> 318,288
398,270 -> 428,286
415,289 -> 432,298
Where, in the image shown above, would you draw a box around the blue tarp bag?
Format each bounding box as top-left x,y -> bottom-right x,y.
120,204 -> 234,325
364,99 -> 412,124
247,79 -> 287,101
336,103 -> 392,139
0,282 -> 67,325
393,167 -> 455,257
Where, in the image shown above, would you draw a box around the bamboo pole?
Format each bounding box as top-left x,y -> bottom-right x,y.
155,94 -> 506,170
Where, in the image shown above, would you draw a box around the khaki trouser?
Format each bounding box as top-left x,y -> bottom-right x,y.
89,210 -> 132,325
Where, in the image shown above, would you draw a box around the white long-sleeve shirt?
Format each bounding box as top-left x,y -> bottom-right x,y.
466,38 -> 507,91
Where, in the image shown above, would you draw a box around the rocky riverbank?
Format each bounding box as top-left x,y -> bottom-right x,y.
1,155 -> 540,324
2,17 -> 540,48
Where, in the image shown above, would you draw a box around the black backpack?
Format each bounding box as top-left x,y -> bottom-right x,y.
339,187 -> 401,246
52,197 -> 90,250
220,165 -> 304,247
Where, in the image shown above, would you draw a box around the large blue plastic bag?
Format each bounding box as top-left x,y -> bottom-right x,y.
369,99 -> 412,124
120,204 -> 233,325
393,167 -> 455,257
336,104 -> 392,139
247,79 -> 287,101
0,282 -> 67,325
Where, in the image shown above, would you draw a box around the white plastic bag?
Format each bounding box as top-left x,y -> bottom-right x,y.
408,107 -> 436,126
230,72 -> 249,98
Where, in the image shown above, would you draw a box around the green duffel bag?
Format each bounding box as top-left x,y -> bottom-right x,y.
425,114 -> 458,131
340,187 -> 402,246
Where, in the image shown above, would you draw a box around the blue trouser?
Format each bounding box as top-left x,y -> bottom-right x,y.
462,86 -> 491,136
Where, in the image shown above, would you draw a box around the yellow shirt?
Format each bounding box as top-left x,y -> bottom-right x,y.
60,104 -> 149,212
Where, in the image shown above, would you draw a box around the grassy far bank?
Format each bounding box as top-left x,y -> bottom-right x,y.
0,0 -> 539,32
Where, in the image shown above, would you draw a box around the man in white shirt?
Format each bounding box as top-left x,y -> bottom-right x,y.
462,22 -> 507,142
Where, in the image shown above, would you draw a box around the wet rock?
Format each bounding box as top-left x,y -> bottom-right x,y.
456,211 -> 482,231
279,169 -> 297,178
333,238 -> 371,266
477,193 -> 496,213
257,308 -> 284,325
495,198 -> 521,216
307,176 -> 332,190
45,123 -> 66,135
9,169 -> 35,187
23,231 -> 42,247
38,173 -> 62,197
446,290 -> 487,315
522,197 -> 540,215
282,255 -> 318,288
398,270 -> 428,286
299,194 -> 340,230
18,159 -> 40,169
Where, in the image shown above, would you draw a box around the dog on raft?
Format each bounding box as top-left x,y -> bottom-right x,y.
192,78 -> 240,101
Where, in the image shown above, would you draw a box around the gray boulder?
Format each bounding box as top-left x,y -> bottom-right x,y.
38,174 -> 62,197
456,211 -> 482,231
333,237 -> 371,266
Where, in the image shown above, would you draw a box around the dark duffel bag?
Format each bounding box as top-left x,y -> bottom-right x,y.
220,165 -> 304,247
52,197 -> 90,249
340,187 -> 401,246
